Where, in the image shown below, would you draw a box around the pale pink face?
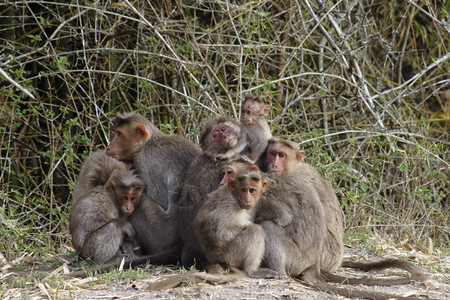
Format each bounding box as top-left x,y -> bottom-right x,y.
264,144 -> 304,174
265,147 -> 289,173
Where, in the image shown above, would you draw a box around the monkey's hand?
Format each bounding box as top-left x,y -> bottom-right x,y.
214,153 -> 232,161
240,155 -> 255,164
274,210 -> 294,228
119,220 -> 136,239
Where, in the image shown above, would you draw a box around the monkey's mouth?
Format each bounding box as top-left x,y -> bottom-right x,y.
239,204 -> 253,210
226,137 -> 237,148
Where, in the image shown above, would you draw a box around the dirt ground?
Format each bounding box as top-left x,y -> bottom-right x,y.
1,244 -> 449,299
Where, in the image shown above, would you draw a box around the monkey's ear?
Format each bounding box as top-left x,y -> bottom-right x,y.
136,125 -> 149,139
261,105 -> 270,116
108,181 -> 117,192
296,150 -> 305,164
227,178 -> 236,190
248,166 -> 259,173
261,178 -> 268,193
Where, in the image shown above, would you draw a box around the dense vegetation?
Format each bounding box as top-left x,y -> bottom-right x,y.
0,0 -> 448,264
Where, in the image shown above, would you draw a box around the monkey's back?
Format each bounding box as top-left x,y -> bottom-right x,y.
134,134 -> 201,210
296,163 -> 344,272
69,188 -> 119,253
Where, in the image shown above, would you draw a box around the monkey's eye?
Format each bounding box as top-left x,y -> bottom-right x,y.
249,189 -> 256,193
213,132 -> 220,137
278,153 -> 286,158
240,188 -> 247,193
226,168 -> 234,175
220,126 -> 226,131
116,131 -> 122,137
269,151 -> 277,157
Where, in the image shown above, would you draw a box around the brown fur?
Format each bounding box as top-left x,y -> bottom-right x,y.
107,111 -> 201,211
72,151 -> 128,207
129,194 -> 180,262
69,169 -> 144,264
258,139 -> 429,299
106,111 -> 201,264
194,170 -> 276,278
177,115 -> 241,268
216,95 -> 272,162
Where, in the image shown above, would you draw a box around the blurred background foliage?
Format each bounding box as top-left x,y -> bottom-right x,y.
0,0 -> 448,261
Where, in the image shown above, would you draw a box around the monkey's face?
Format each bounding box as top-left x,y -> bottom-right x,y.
220,164 -> 238,187
117,186 -> 143,215
210,123 -> 238,150
241,100 -> 269,126
265,144 -> 304,174
241,101 -> 260,126
107,125 -> 143,160
265,145 -> 290,174
230,172 -> 267,210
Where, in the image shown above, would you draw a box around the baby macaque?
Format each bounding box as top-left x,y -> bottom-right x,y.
216,94 -> 271,162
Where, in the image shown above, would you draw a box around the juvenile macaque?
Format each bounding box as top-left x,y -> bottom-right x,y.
220,158 -> 294,228
216,95 -> 271,162
69,169 -> 145,264
194,169 -> 276,278
106,111 -> 201,211
177,116 -> 242,268
72,151 -> 128,207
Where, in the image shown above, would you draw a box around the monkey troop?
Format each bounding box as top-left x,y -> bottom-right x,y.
70,95 -> 429,299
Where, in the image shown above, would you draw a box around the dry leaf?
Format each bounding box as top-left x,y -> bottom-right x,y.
38,283 -> 51,299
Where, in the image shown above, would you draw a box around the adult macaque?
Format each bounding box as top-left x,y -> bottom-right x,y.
216,94 -> 271,162
106,111 -> 201,211
69,169 -> 145,264
177,115 -> 242,268
262,138 -> 343,272
258,138 -> 429,298
194,169 -> 276,278
72,151 -> 128,207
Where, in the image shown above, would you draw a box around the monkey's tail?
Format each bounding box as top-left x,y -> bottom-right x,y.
301,267 -> 422,300
321,271 -> 429,287
146,269 -> 246,291
342,258 -> 426,276
326,258 -> 430,286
